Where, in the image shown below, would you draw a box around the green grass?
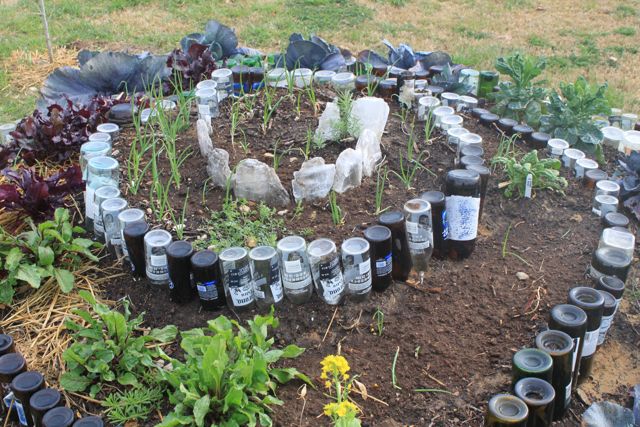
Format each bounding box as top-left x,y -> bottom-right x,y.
615,4 -> 637,18
614,26 -> 637,36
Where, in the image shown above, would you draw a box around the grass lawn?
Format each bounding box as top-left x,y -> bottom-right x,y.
1,0 -> 639,122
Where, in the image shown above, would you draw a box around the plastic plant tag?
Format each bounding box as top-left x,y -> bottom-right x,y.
524,174 -> 533,199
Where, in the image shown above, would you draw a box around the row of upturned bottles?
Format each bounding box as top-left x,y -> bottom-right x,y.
0,334 -> 103,427
485,275 -> 626,426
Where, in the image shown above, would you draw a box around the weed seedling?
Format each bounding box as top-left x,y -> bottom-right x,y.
392,346 -> 401,389
374,167 -> 389,215
329,191 -> 344,226
372,308 -> 384,336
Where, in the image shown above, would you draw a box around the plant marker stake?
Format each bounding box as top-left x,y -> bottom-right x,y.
524,174 -> 533,198
37,0 -> 54,63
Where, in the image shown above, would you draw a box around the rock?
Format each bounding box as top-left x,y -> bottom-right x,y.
314,102 -> 340,142
205,148 -> 232,189
233,159 -> 290,207
333,148 -> 363,193
292,157 -> 336,202
351,97 -> 390,140
197,119 -> 213,157
516,272 -> 529,281
355,128 -> 382,177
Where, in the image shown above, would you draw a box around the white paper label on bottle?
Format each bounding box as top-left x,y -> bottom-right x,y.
582,330 -> 598,357
597,314 -> 614,345
359,260 -> 371,275
322,275 -> 345,303
151,255 -> 166,267
3,392 -> 27,426
197,280 -> 219,301
254,289 -> 266,299
565,380 -> 572,404
524,174 -> 533,198
283,274 -> 311,291
284,259 -> 302,273
85,187 -> 95,219
614,298 -> 622,315
405,221 -> 419,234
445,195 -> 480,241
271,279 -> 284,303
571,337 -> 580,372
230,285 -> 254,306
408,239 -> 431,250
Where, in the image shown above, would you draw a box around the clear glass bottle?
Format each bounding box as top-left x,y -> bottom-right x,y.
80,142 -> 110,181
93,186 -> 120,242
403,199 -> 433,283
101,198 -> 128,257
144,229 -> 172,285
96,123 -> 120,143
85,156 -> 119,232
277,236 -> 313,304
249,246 -> 284,309
219,247 -> 254,311
307,238 -> 345,305
341,237 -> 372,302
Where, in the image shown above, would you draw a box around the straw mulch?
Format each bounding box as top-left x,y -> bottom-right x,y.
1,47 -> 78,94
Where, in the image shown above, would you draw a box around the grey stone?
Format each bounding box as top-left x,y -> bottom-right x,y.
197,119 -> 213,157
205,148 -> 231,189
333,148 -> 363,193
292,157 -> 336,202
355,128 -> 382,177
314,102 -> 340,142
233,159 -> 290,207
351,97 -> 390,140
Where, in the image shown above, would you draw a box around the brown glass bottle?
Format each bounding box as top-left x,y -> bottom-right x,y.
378,211 -> 412,281
363,225 -> 393,291
191,250 -> 225,311
444,169 -> 481,260
167,241 -> 195,304
568,287 -> 604,383
485,394 -> 529,427
536,330 -> 573,420
419,191 -> 446,259
122,221 -> 148,278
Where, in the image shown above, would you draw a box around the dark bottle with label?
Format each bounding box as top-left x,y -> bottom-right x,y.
29,389 -> 62,427
0,353 -> 27,422
465,164 -> 490,221
567,287 -> 604,383
485,394 -> 529,427
363,225 -> 393,291
589,247 -> 632,282
445,169 -> 481,260
548,304 -> 587,388
596,290 -> 616,347
42,407 -> 75,427
122,221 -> 148,277
0,335 -> 14,356
191,250 -> 225,311
72,416 -> 103,427
595,275 -> 625,314
167,241 -> 194,304
535,330 -> 573,420
513,378 -> 555,427
11,371 -> 44,426
420,191 -> 446,259
378,211 -> 412,281
511,348 -> 553,386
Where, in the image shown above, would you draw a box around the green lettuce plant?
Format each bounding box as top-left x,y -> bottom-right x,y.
492,150 -> 567,198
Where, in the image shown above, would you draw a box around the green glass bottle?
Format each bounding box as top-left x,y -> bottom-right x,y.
514,378 -> 555,427
567,287 -> 604,383
512,348 -> 553,386
485,394 -> 529,426
478,71 -> 499,98
548,304 -> 587,387
535,330 -> 573,420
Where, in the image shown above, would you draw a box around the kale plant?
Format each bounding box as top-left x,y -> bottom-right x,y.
431,64 -> 473,94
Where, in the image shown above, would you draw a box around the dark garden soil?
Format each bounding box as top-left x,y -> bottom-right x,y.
102,88 -> 640,426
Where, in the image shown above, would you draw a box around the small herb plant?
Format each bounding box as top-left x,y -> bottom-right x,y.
0,208 -> 99,305
492,150 -> 567,198
329,191 -> 344,226
334,90 -> 360,140
158,310 -> 310,427
490,53 -> 548,126
321,355 -> 361,427
539,76 -> 610,153
60,290 -> 177,397
102,387 -> 164,425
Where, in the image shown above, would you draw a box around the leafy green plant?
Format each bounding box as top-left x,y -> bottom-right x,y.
168,188 -> 190,240
200,200 -> 285,251
335,90 -> 360,140
490,53 -> 548,126
539,76 -> 610,153
391,128 -> 432,189
0,208 -> 99,305
158,310 -> 310,427
372,308 -> 384,336
60,290 -> 177,397
329,191 -> 344,226
261,84 -> 284,134
492,150 -> 567,198
103,387 -> 164,424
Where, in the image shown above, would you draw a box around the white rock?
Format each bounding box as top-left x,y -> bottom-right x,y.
355,128 -> 382,177
516,272 -> 529,281
205,148 -> 231,188
351,97 -> 390,140
233,159 -> 290,207
333,148 -> 363,193
197,119 -> 213,157
292,157 -> 336,202
315,102 -> 340,142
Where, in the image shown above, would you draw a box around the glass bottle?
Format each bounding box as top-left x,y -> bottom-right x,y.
378,211 -> 412,281
511,348 -> 553,385
122,220 -> 148,277
167,241 -> 194,304
341,237 -> 372,302
211,68 -> 233,101
92,186 -> 120,242
72,416 -> 104,427
11,371 -> 44,427
219,247 -> 254,311
465,164 -> 491,222
79,142 -> 110,181
536,330 -> 573,420
548,304 -> 587,388
29,389 -> 62,427
589,247 -> 632,282
276,236 -> 313,304
485,394 -> 528,427
191,250 -> 225,311
101,198 -> 128,257
403,199 -> 433,284
444,169 -> 481,260
85,156 -> 119,231
144,229 -> 172,285
42,407 -> 75,427
118,208 -> 145,261
249,246 -> 284,309
596,275 -> 625,314
567,287 -> 604,383
596,290 -> 616,347
478,71 -> 499,98
0,353 -> 27,422
363,225 -> 393,291
307,238 -> 345,305
0,335 -> 14,357
419,192 -> 445,260
513,378 -> 555,427
96,123 -> 120,143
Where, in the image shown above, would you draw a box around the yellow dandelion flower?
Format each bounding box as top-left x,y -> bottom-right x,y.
320,371 -> 327,380
338,401 -> 358,417
325,381 -> 332,389
342,373 -> 350,380
323,402 -> 338,416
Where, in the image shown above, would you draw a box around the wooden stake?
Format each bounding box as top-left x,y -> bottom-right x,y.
37,0 -> 54,63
